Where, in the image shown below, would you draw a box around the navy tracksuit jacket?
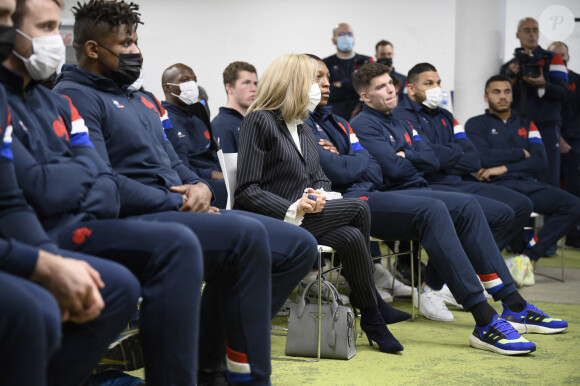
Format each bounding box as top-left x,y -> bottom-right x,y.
54,64 -> 317,384
307,106 -> 517,307
1,64 -> 204,385
393,95 -> 533,250
212,106 -> 244,153
465,110 -> 580,260
0,82 -> 139,386
162,100 -> 227,208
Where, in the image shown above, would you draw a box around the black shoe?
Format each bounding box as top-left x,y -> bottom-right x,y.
359,306 -> 404,354
375,289 -> 411,324
395,262 -> 426,287
543,244 -> 558,257
565,238 -> 580,249
198,368 -> 231,386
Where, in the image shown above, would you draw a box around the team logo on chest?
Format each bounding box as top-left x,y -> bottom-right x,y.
389,134 -> 395,142
517,127 -> 527,138
112,100 -> 125,109
52,116 -> 70,141
491,128 -> 498,135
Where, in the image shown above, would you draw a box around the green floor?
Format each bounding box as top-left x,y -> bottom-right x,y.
270,300 -> 579,385
127,248 -> 580,384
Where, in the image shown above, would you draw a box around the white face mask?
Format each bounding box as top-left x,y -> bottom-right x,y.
169,80 -> 199,105
307,83 -> 321,112
14,30 -> 65,81
129,69 -> 144,91
422,87 -> 444,109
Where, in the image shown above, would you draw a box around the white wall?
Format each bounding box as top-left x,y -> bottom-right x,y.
60,0 -> 579,122
61,0 -> 456,119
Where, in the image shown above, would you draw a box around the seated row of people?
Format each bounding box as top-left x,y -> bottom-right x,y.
0,0 -> 574,385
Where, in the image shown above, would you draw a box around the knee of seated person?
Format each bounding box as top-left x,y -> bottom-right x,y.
163,223 -> 204,277
1,285 -> 61,356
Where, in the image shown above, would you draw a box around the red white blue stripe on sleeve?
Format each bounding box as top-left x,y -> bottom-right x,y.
1,109 -> 13,160
405,121 -> 422,141
63,95 -> 94,148
226,345 -> 252,383
453,118 -> 467,140
477,272 -> 504,294
338,122 -> 365,152
412,129 -> 422,141
549,54 -> 569,81
152,94 -> 173,130
527,122 -> 543,144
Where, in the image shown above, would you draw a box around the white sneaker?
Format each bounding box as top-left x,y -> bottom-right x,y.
506,255 -> 528,288
374,263 -> 413,297
375,285 -> 394,303
414,287 -> 454,322
434,284 -> 463,309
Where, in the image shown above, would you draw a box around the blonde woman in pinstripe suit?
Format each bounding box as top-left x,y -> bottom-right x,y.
235,54 -> 410,354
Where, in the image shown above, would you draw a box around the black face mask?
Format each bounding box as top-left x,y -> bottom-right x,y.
0,25 -> 16,63
97,42 -> 143,86
377,57 -> 393,68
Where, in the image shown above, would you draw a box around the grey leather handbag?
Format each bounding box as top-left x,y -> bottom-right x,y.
285,279 -> 356,360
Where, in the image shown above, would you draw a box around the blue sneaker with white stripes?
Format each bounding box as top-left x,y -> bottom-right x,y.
469,315 -> 536,355
502,302 -> 568,334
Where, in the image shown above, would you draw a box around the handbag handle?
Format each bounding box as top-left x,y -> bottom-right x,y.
296,278 -> 339,319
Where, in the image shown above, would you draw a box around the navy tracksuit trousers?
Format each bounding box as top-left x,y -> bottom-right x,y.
492,179 -> 580,260
54,219 -> 203,386
429,180 -> 533,250
131,209 -> 317,385
365,189 -> 517,309
0,254 -> 140,386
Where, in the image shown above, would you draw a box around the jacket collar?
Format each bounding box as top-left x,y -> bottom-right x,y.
55,64 -> 132,96
271,110 -> 308,163
362,103 -> 393,121
484,109 -> 518,124
0,65 -> 39,95
218,106 -> 244,120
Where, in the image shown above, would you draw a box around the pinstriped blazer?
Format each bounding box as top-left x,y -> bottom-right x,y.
234,109 -> 331,220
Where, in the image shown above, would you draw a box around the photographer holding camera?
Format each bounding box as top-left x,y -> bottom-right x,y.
500,17 -> 568,187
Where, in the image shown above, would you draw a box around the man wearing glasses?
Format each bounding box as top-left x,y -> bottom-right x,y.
323,23 -> 371,120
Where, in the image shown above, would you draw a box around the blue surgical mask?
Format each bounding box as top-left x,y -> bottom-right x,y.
337,36 -> 354,52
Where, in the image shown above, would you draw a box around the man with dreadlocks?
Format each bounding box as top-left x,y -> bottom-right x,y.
54,1 -> 318,385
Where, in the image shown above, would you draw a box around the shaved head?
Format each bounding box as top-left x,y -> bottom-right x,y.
161,62 -> 197,107
162,63 -> 193,85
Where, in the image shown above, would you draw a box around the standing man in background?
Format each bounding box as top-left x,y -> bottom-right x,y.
500,17 -> 568,187
324,23 -> 371,120
375,40 -> 406,102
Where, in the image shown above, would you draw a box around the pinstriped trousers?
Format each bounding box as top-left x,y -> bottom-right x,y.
301,198 -> 377,308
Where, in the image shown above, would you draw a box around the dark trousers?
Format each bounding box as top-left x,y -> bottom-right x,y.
562,137 -> 580,239
55,219 -> 203,386
0,271 -> 61,386
493,179 -> 580,260
429,180 -> 533,250
537,123 -> 561,187
0,253 -> 140,386
133,210 -> 317,385
301,198 -> 376,308
366,189 -> 516,309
